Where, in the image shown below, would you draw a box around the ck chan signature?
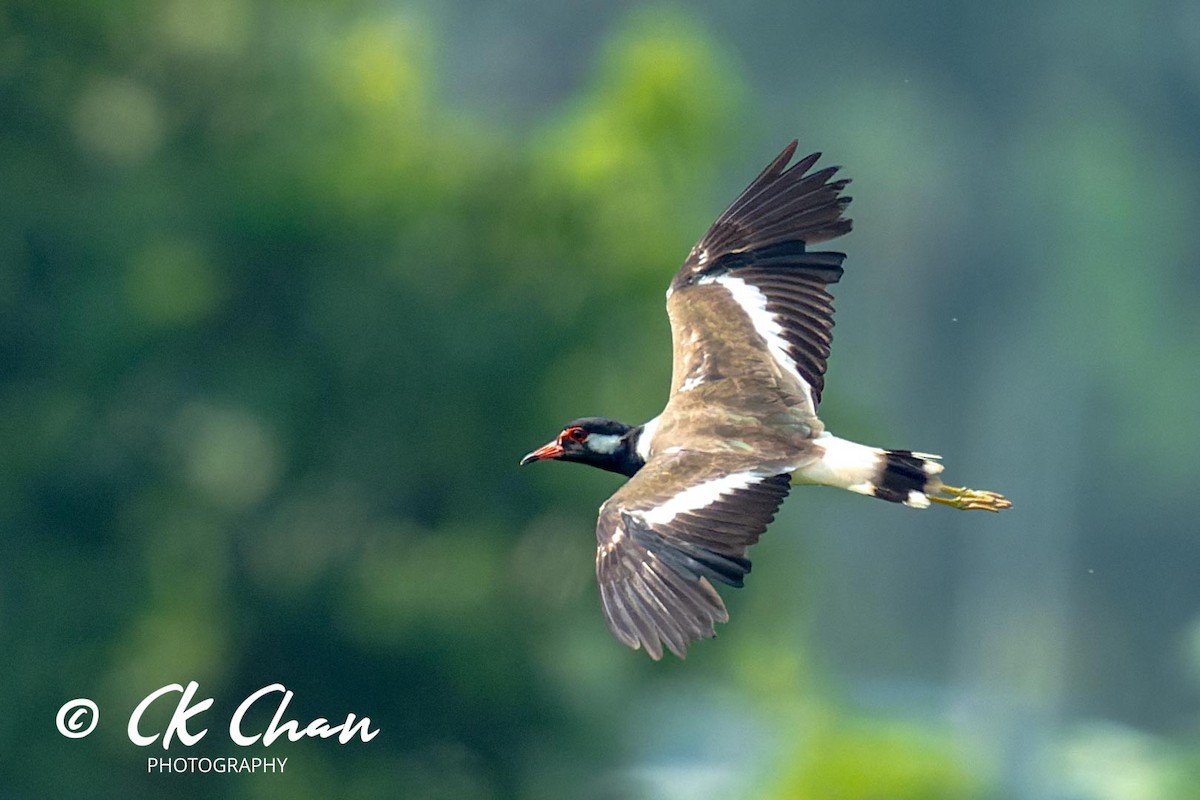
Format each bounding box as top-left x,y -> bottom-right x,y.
56,682 -> 380,749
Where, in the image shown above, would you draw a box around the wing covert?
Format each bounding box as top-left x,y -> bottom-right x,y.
595,452 -> 792,659
666,143 -> 853,411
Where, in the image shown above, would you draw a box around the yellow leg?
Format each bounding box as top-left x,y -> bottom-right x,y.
929,484 -> 1012,512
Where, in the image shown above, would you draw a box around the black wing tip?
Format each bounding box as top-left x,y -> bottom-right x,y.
629,617 -> 719,661
597,466 -> 794,661
599,573 -> 723,661
689,141 -> 855,267
600,517 -> 735,661
757,141 -> 800,182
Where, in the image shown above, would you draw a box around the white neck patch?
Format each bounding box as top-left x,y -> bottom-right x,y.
635,415 -> 661,462
586,433 -> 622,455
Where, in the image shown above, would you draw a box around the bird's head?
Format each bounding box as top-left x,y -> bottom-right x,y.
519,417 -> 644,477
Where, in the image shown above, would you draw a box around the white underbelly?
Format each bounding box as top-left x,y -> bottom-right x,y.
791,432 -> 883,494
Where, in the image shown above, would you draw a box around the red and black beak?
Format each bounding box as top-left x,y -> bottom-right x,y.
520,437 -> 565,466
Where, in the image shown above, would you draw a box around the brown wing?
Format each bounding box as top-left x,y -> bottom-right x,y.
595,451 -> 793,660
666,142 -> 852,412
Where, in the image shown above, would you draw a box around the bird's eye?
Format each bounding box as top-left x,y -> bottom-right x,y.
566,427 -> 588,442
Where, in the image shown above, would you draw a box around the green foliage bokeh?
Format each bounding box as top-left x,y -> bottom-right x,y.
3,1 -> 1198,799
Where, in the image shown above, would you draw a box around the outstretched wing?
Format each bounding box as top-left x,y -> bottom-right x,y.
666,142 -> 852,412
595,451 -> 792,660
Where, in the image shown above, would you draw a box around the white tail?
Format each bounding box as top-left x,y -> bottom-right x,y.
793,433 -> 944,509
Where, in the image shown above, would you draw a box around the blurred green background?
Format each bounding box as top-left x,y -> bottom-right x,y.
3,0 -> 1200,798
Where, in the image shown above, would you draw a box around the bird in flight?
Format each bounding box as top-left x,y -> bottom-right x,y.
521,141 -> 1011,660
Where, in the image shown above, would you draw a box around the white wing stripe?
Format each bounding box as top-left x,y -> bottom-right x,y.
638,470 -> 764,526
699,274 -> 814,402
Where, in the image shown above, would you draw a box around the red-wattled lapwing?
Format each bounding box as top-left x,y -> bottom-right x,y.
521,141 -> 1011,660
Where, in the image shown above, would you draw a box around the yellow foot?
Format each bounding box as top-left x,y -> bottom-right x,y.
930,485 -> 1012,512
